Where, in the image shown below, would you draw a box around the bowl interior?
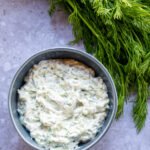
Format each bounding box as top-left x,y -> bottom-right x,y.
9,48 -> 117,150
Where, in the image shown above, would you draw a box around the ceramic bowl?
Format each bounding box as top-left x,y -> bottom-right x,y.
9,48 -> 117,150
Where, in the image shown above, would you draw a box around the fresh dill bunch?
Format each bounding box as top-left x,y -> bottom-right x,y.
49,0 -> 150,132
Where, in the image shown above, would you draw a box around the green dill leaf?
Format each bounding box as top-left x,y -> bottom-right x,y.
49,0 -> 150,131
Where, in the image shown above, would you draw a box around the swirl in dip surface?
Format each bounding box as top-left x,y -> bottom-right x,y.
18,59 -> 109,150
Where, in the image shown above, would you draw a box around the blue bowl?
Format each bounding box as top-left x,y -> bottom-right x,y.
9,47 -> 117,150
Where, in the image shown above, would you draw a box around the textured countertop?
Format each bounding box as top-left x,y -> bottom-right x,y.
0,0 -> 150,150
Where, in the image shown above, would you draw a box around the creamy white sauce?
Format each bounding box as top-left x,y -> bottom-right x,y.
18,59 -> 109,150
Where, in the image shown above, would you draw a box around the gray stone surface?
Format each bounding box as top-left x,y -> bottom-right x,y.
0,0 -> 150,150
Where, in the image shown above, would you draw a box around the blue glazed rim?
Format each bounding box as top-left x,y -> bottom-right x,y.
8,47 -> 118,150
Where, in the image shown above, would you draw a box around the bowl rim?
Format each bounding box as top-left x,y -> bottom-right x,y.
8,47 -> 118,150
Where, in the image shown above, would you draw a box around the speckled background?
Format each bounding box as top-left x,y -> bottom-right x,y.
0,0 -> 150,150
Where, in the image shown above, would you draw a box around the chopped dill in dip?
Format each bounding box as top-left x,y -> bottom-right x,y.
17,59 -> 109,150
